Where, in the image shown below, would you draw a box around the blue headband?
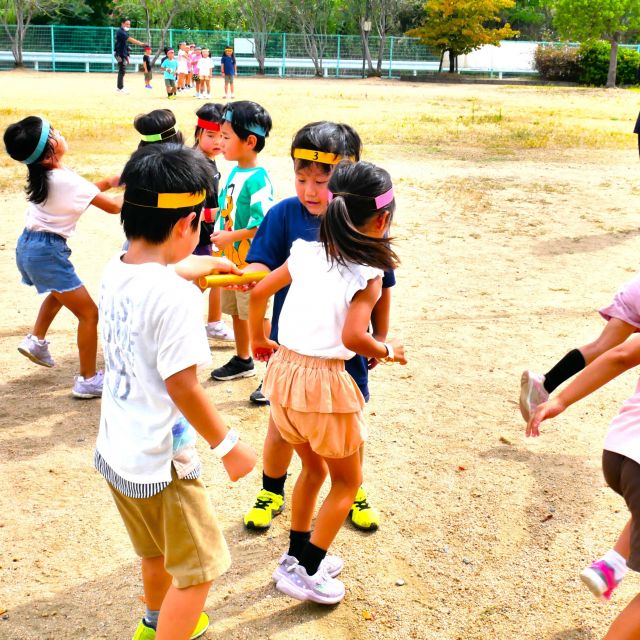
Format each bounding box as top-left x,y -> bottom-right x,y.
22,118 -> 51,165
223,110 -> 267,137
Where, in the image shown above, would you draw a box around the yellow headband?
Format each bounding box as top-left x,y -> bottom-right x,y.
293,148 -> 354,165
124,189 -> 206,209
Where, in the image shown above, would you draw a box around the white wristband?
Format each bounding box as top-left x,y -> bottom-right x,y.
211,428 -> 239,458
383,342 -> 394,362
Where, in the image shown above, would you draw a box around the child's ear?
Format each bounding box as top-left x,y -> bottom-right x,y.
376,210 -> 391,231
246,134 -> 257,150
177,211 -> 197,236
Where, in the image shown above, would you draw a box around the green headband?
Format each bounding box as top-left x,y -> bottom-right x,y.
140,125 -> 179,143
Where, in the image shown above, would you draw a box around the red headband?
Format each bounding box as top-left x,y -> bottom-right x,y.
197,118 -> 220,132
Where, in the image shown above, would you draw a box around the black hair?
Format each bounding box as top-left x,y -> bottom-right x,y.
291,121 -> 362,175
134,109 -> 183,148
320,161 -> 398,272
120,17 -> 130,25
223,100 -> 272,153
194,102 -> 224,145
3,116 -> 56,204
120,144 -> 216,244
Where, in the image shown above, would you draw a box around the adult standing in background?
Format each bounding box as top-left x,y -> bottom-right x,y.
114,17 -> 146,94
221,46 -> 236,99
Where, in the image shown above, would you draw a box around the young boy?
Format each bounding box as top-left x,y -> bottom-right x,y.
220,46 -> 236,99
95,143 -> 256,640
142,45 -> 152,89
161,48 -> 178,99
210,101 -> 273,382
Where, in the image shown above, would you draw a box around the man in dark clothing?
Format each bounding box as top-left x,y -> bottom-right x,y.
114,18 -> 146,93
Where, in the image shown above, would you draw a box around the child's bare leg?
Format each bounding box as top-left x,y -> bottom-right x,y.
32,293 -> 63,339
264,414 -> 294,478
615,519 -> 632,558
289,442 -> 328,532
580,319 -> 636,364
141,556 -> 172,609
156,580 -> 212,640
207,288 -> 222,323
604,592 -> 640,640
232,316 -> 250,359
53,286 -> 98,378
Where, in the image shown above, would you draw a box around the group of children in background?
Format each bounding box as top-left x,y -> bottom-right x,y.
4,100 -> 406,639
143,42 -> 235,100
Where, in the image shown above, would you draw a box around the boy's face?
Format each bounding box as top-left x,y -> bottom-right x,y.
198,128 -> 223,158
167,50 -> 175,59
295,163 -> 331,216
220,121 -> 252,161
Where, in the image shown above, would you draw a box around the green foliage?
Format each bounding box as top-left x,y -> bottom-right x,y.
503,0 -> 555,40
618,45 -> 640,83
576,40 -> 611,85
554,0 -> 640,42
533,45 -> 580,80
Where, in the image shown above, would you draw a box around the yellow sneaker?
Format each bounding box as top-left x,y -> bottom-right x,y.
350,487 -> 380,531
131,612 -> 210,639
243,488 -> 285,529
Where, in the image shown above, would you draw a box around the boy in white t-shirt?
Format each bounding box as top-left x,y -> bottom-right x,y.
95,143 -> 256,640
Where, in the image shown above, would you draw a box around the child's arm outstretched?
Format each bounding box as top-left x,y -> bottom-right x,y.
248,262 -> 292,358
174,254 -> 240,281
165,365 -> 256,481
527,336 -> 640,437
90,175 -> 123,214
343,276 -> 406,365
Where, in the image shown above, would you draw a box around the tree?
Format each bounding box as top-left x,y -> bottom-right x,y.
289,0 -> 333,77
1,0 -> 89,66
407,0 -> 518,73
237,0 -> 285,74
554,0 -> 640,88
503,0 -> 555,40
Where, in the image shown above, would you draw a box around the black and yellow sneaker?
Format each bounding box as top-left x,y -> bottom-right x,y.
243,488 -> 285,529
350,486 -> 380,531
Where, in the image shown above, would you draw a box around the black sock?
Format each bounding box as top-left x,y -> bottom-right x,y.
543,349 -> 586,393
287,530 -> 311,559
299,542 -> 327,576
263,472 -> 287,496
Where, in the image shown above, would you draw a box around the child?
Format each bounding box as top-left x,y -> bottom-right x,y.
197,48 -> 213,99
520,275 -> 640,422
249,160 -> 406,603
187,43 -> 196,89
142,45 -> 153,89
527,337 -> 640,638
193,103 -> 234,342
210,101 -> 273,381
242,121 -> 394,532
134,109 -> 183,147
95,143 -> 256,640
191,46 -> 202,98
161,48 -> 178,99
177,41 -> 189,91
4,116 -> 122,398
220,46 -> 236,99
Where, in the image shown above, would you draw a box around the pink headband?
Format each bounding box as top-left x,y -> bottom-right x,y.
327,187 -> 395,210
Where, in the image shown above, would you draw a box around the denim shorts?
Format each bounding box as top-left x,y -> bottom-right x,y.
16,228 -> 82,294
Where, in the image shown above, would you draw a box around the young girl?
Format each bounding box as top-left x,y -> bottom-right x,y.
193,102 -> 234,342
177,41 -> 189,92
242,122 -> 394,533
191,46 -> 202,98
4,116 -> 122,397
528,337 -> 640,639
134,109 -> 183,147
520,275 -> 640,423
248,161 -> 406,603
197,48 -> 213,99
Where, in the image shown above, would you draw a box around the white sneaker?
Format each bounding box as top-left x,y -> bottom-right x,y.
72,371 -> 104,399
116,87 -> 130,94
519,370 -> 549,422
206,321 -> 235,342
276,563 -> 345,604
272,553 -> 343,583
18,334 -> 55,367
195,92 -> 201,98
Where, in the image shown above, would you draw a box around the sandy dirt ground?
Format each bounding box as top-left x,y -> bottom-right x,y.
2,71 -> 640,640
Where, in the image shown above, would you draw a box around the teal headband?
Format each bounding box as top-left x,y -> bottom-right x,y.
223,110 -> 266,137
22,118 -> 51,165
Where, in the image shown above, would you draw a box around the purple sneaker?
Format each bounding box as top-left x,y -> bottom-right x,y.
276,563 -> 345,605
72,371 -> 104,399
519,370 -> 549,422
580,560 -> 620,600
18,334 -> 55,367
271,552 -> 343,583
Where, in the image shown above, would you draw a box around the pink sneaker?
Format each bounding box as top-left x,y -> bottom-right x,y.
580,560 -> 620,600
519,370 -> 549,422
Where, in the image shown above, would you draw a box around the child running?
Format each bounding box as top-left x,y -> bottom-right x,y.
210,100 -> 273,381
527,336 -> 640,639
249,160 -> 406,603
520,275 -> 640,421
193,102 -> 234,342
4,116 -> 122,398
95,143 -> 256,640
242,121 -> 395,532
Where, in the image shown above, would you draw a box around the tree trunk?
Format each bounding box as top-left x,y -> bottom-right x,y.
606,36 -> 619,88
438,50 -> 444,73
448,50 -> 456,73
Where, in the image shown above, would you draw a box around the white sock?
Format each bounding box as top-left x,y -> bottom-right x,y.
602,549 -> 628,581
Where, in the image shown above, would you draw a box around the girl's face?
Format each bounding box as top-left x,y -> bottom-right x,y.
294,164 -> 331,216
48,128 -> 68,162
197,128 -> 223,158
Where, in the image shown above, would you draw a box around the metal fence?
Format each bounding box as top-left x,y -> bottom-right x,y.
0,25 -> 442,78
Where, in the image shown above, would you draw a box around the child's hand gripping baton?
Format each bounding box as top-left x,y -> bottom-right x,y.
198,271 -> 269,289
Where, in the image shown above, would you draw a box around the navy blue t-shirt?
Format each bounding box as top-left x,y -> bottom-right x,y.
246,196 -> 396,401
114,27 -> 130,59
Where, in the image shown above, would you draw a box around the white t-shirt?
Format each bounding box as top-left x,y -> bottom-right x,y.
278,239 -> 382,359
24,167 -> 100,238
198,57 -> 213,77
95,254 -> 211,484
604,378 -> 640,466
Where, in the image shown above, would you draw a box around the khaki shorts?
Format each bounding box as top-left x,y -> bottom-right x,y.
107,466 -> 231,588
221,288 -> 271,321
